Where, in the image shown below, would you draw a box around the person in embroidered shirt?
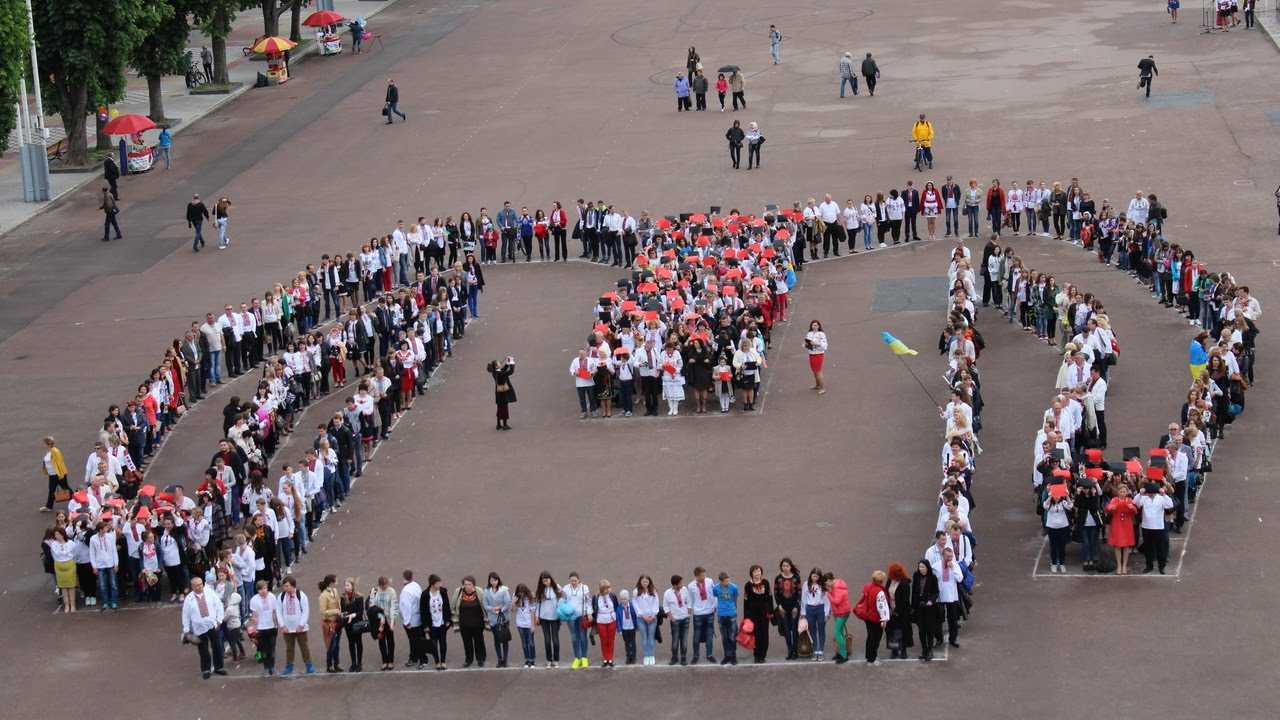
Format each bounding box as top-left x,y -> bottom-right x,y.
278,576 -> 316,675
662,574 -> 691,666
182,576 -> 227,678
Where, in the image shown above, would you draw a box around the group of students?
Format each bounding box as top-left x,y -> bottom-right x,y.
567,208 -> 799,417
182,551 -> 976,680
1019,216 -> 1260,575
38,217 -> 494,613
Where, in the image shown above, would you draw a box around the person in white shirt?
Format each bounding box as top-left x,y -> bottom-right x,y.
632,575 -> 661,665
659,341 -> 685,415
181,576 -> 227,678
399,570 -> 425,667
886,189 -> 906,244
561,573 -> 592,668
88,521 -> 119,609
1126,191 -> 1149,225
857,195 -> 876,250
1088,366 -> 1108,448
570,349 -> 599,418
248,579 -> 282,675
841,199 -> 860,254
805,320 -> 829,394
277,576 -> 315,674
801,569 -> 829,660
934,546 -> 964,648
817,194 -> 842,257
663,574 -> 692,665
1135,482 -> 1175,573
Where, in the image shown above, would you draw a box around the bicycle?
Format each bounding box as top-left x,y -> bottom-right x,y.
912,141 -> 926,172
184,51 -> 206,89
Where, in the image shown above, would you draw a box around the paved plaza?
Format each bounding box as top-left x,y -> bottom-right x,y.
1,0 -> 1277,717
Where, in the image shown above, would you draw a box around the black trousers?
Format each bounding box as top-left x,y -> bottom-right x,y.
822,223 -> 842,256
751,615 -> 769,661
729,143 -> 741,168
586,228 -> 599,259
377,627 -> 395,663
1094,409 -> 1106,448
345,628 -> 364,668
641,376 -> 660,415
732,91 -> 745,109
103,212 -> 122,239
460,626 -> 486,664
904,212 -> 918,240
747,143 -> 760,168
405,625 -> 425,663
45,474 -> 70,509
224,338 -> 241,375
941,602 -> 960,644
196,627 -> 225,674
864,620 -> 883,662
429,625 -> 449,663
695,92 -> 706,110
552,228 -> 567,260
1142,527 -> 1169,570
863,74 -> 877,95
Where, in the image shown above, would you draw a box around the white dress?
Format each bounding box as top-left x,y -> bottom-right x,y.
660,350 -> 685,401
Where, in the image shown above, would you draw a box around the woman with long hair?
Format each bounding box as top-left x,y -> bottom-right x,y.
773,558 -> 801,660
910,560 -> 939,661
535,571 -> 562,668
804,320 -> 828,394
742,565 -> 775,663
340,577 -> 366,672
482,572 -> 513,668
513,583 -> 538,667
367,575 -> 398,670
886,563 -> 913,659
318,574 -> 343,672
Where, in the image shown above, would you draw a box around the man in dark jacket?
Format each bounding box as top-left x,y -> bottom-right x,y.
692,70 -> 709,111
980,237 -> 997,306
861,53 -> 880,96
187,194 -> 210,251
902,180 -> 921,241
104,156 -> 121,199
1137,55 -> 1157,98
941,176 -> 961,238
385,79 -> 406,123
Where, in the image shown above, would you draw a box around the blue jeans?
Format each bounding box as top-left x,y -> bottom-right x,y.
208,350 -> 222,383
692,613 -> 715,659
96,567 -> 118,607
637,617 -> 657,657
568,619 -> 589,659
965,206 -> 979,236
467,285 -> 480,317
192,221 -> 203,250
518,627 -> 536,663
862,223 -> 873,249
217,217 -> 229,247
1070,218 -> 1082,241
240,581 -> 255,621
278,537 -> 294,568
945,207 -> 959,236
804,604 -> 827,655
717,616 -> 737,660
669,617 -> 689,661
839,76 -> 857,97
1080,525 -> 1099,564
576,386 -> 592,413
398,255 -> 410,287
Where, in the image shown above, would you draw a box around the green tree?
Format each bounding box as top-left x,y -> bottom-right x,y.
32,0 -> 164,165
0,0 -> 29,154
191,0 -> 257,86
128,0 -> 182,123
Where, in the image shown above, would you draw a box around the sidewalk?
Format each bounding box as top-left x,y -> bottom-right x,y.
0,0 -> 396,236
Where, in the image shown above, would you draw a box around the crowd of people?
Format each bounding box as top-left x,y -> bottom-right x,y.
978,181 -> 1263,575
38,219 -> 493,613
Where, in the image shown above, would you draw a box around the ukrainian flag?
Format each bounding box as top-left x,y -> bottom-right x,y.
881,331 -> 918,356
1188,338 -> 1208,381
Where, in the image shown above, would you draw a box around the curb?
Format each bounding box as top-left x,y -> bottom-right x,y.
0,0 -> 403,239
1259,9 -> 1280,52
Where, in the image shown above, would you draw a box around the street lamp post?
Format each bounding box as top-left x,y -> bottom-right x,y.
17,0 -> 50,202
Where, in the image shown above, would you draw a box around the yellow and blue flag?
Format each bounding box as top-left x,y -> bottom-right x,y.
1188,338 -> 1208,381
881,331 -> 918,356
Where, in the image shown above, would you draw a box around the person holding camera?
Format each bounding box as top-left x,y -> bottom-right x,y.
487,357 -> 516,430
1135,478 -> 1175,574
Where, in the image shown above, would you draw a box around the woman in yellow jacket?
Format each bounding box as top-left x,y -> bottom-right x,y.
318,574 -> 345,672
41,436 -> 70,512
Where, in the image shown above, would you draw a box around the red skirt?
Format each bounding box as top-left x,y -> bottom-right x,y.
808,352 -> 825,373
400,368 -> 416,394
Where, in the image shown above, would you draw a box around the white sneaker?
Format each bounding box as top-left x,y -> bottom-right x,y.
879,242 -> 886,248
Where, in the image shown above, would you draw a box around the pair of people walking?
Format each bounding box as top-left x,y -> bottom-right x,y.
725,121 -> 764,169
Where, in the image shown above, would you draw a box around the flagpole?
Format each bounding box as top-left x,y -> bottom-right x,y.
896,355 -> 940,408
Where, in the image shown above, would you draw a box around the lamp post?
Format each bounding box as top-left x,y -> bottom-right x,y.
17,0 -> 50,201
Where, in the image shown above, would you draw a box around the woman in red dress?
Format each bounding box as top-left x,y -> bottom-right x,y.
1105,483 -> 1139,575
393,342 -> 416,411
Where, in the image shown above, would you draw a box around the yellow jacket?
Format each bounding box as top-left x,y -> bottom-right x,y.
47,446 -> 68,478
319,587 -> 342,620
912,121 -> 934,147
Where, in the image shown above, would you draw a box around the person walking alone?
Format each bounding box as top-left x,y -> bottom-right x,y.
1137,55 -> 1158,99
769,25 -> 782,64
186,194 -> 209,252
384,79 -> 406,123
201,46 -> 214,82
726,120 -> 745,169
100,187 -> 122,242
839,52 -> 858,97
103,155 -> 120,200
156,127 -> 172,170
861,53 -> 880,96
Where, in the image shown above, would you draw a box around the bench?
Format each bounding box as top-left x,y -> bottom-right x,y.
45,138 -> 66,163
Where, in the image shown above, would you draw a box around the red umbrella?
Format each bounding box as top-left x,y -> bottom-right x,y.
102,113 -> 157,135
303,10 -> 345,26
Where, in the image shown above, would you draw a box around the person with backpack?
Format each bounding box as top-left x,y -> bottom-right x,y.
853,570 -> 890,664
